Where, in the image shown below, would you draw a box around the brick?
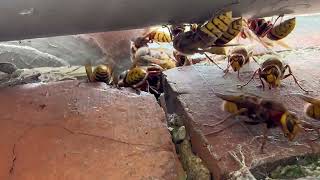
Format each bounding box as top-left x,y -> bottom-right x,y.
0,81 -> 183,180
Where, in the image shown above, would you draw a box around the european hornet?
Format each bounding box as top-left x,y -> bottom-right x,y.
130,26 -> 173,55
238,56 -> 311,93
117,65 -> 163,98
223,46 -> 259,80
134,27 -> 172,45
205,93 -> 320,152
293,93 -> 320,120
131,23 -> 197,54
240,16 -> 295,49
172,11 -> 244,69
246,16 -> 295,40
173,11 -> 234,55
85,63 -> 114,85
214,17 -> 243,46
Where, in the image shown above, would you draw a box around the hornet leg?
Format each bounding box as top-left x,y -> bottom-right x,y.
282,65 -> 312,93
204,108 -> 248,136
260,124 -> 269,154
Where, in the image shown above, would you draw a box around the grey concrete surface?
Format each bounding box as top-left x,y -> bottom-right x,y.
0,0 -> 320,41
0,12 -> 319,70
0,36 -> 105,68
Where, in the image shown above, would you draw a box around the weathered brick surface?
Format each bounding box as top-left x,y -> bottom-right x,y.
0,81 -> 183,180
163,51 -> 320,180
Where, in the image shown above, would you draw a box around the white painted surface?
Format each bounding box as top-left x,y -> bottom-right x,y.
0,0 -> 320,41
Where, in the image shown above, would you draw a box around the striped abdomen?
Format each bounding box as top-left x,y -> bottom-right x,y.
300,95 -> 320,120
150,31 -> 172,42
305,104 -> 320,120
158,58 -> 176,70
267,17 -> 296,41
125,67 -> 147,86
215,17 -> 242,45
200,11 -> 233,40
93,65 -> 111,83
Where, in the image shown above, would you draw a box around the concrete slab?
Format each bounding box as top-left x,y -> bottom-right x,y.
163,49 -> 320,179
1,0 -> 320,41
0,80 -> 183,180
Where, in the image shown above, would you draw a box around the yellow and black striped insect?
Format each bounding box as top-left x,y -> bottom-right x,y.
85,64 -> 113,84
223,46 -> 258,79
132,27 -> 172,51
118,67 -> 147,88
173,11 -> 233,55
267,17 -> 296,41
238,56 -> 311,93
199,11 -> 233,40
244,16 -> 295,40
214,17 -> 243,45
117,66 -> 163,96
204,93 -> 320,152
202,17 -> 242,59
147,29 -> 172,43
240,16 -> 295,49
293,94 -> 320,120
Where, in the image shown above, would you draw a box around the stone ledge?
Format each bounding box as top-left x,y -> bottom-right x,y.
163,51 -> 320,179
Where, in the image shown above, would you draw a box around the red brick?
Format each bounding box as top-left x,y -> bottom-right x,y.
0,81 -> 183,180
